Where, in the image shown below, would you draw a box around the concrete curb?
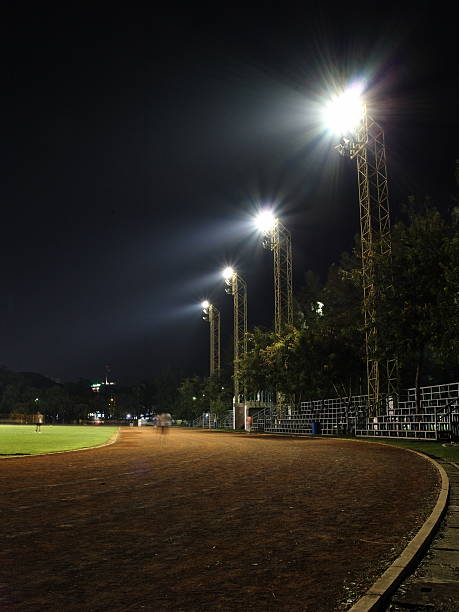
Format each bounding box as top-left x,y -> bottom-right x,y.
349,450 -> 450,611
0,427 -> 120,459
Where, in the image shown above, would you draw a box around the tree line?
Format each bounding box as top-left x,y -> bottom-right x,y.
0,369 -> 189,423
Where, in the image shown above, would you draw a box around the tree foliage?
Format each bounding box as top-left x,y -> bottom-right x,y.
378,198 -> 459,390
237,252 -> 365,401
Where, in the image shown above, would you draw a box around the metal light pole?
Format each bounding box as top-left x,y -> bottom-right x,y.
255,210 -> 293,334
325,83 -> 397,414
222,267 -> 247,429
201,300 -> 221,377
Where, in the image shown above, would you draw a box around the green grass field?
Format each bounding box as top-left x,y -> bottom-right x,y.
358,437 -> 459,462
0,425 -> 119,456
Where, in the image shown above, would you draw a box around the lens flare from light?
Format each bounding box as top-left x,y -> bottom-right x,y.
222,266 -> 234,281
201,300 -> 210,309
323,82 -> 365,136
254,210 -> 277,234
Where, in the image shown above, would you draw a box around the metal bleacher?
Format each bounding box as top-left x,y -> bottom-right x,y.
250,382 -> 459,440
356,382 -> 459,440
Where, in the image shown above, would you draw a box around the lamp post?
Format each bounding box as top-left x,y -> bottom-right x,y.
254,210 -> 293,334
323,82 -> 397,414
254,210 -> 294,420
222,266 -> 247,429
201,300 -> 221,377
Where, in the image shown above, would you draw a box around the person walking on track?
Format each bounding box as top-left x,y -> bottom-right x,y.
35,412 -> 44,433
157,412 -> 172,436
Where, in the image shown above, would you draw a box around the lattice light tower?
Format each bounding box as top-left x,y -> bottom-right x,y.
222,267 -> 247,403
201,301 -> 221,376
255,210 -> 293,334
324,82 -> 397,414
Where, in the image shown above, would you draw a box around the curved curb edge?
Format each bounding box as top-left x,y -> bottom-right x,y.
348,450 -> 450,612
0,427 -> 120,459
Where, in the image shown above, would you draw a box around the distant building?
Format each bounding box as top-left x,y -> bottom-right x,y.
90,377 -> 116,393
89,377 -> 117,419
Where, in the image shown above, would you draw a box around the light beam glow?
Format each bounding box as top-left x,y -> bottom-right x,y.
201,300 -> 210,309
323,82 -> 365,136
254,209 -> 277,234
222,266 -> 234,281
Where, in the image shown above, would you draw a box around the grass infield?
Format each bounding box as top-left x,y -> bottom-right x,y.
0,424 -> 118,456
358,437 -> 459,462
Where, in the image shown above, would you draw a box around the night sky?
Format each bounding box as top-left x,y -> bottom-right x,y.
2,4 -> 458,383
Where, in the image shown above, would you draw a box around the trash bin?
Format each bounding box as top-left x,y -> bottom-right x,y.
311,421 -> 321,435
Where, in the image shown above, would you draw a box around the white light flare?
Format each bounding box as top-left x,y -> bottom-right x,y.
201,300 -> 210,309
323,82 -> 365,136
222,266 -> 235,281
254,209 -> 277,235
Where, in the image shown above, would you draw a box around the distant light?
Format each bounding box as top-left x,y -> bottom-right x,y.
126,413 -> 131,419
222,266 -> 234,281
323,81 -> 365,136
254,210 -> 277,234
192,396 -> 197,401
201,300 -> 210,309
316,301 -> 324,316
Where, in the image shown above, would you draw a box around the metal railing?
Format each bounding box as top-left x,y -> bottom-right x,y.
192,410 -> 234,429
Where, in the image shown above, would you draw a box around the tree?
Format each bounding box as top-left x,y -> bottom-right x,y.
378,199 -> 459,406
177,376 -> 207,420
237,251 -> 365,404
43,386 -> 72,423
236,328 -> 278,396
315,253 -> 365,397
204,372 -> 233,418
152,370 -> 181,414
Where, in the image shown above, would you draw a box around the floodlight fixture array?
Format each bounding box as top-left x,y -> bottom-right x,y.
322,81 -> 365,137
254,209 -> 277,235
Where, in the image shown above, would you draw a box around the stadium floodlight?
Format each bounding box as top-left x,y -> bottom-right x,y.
201,299 -> 210,310
254,209 -> 277,235
322,81 -> 365,137
222,266 -> 235,282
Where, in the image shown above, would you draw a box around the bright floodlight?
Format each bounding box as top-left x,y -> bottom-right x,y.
255,210 -> 277,234
222,266 -> 234,281
201,300 -> 210,309
323,82 -> 365,136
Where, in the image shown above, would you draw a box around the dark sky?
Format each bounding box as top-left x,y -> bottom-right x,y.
2,4 -> 458,383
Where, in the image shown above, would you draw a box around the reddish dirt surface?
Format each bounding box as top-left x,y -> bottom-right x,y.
1,428 -> 440,611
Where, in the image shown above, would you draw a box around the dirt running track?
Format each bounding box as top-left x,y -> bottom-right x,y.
0,428 -> 440,611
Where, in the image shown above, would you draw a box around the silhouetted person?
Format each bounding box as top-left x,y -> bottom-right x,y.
35,412 -> 44,433
157,412 -> 172,435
